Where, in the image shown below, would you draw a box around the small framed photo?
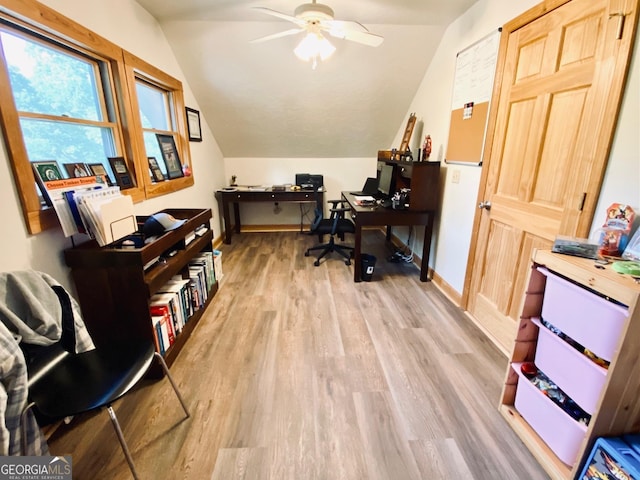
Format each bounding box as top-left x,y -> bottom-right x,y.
185,107 -> 202,142
108,156 -> 135,189
31,160 -> 63,206
88,162 -> 114,185
63,162 -> 91,178
147,156 -> 165,183
155,134 -> 184,179
32,160 -> 63,182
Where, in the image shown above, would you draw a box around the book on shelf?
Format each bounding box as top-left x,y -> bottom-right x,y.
151,316 -> 165,355
147,257 -> 213,342
152,313 -> 171,355
170,276 -> 194,318
188,267 -> 206,310
157,282 -> 189,331
190,252 -> 215,292
150,294 -> 177,345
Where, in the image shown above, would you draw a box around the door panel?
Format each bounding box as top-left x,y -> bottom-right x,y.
465,0 -> 638,354
534,89 -> 587,206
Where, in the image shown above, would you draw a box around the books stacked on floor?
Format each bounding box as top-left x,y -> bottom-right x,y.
149,251 -> 215,355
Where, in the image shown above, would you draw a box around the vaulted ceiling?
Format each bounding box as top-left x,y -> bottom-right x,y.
134,0 -> 479,157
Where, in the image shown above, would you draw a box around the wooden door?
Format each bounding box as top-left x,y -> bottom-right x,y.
464,0 -> 639,354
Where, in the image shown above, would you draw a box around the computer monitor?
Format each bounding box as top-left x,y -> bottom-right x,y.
377,164 -> 394,197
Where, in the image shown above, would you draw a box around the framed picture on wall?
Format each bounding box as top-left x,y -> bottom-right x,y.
108,156 -> 134,189
155,134 -> 184,179
185,107 -> 202,142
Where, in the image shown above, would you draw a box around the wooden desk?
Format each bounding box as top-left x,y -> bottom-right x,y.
218,188 -> 324,244
341,192 -> 435,282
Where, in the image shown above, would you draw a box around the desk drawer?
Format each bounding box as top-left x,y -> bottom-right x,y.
229,191 -> 316,202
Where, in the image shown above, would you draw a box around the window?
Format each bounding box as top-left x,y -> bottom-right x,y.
137,79 -> 180,180
1,29 -> 123,200
0,0 -> 193,234
123,51 -> 193,199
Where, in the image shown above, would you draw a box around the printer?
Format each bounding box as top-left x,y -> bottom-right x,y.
295,173 -> 323,191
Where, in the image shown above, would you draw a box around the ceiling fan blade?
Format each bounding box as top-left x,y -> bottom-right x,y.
323,20 -> 369,33
326,28 -> 384,47
250,28 -> 304,44
252,7 -> 305,26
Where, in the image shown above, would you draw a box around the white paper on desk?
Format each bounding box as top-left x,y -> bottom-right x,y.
354,196 -> 375,202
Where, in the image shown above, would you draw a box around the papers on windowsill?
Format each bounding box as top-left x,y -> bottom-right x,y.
42,176 -> 136,246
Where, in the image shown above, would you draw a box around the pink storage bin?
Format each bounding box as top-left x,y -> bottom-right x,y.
532,317 -> 607,414
538,267 -> 628,361
512,362 -> 588,466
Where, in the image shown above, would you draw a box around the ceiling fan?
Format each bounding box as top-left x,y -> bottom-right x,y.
251,1 -> 383,68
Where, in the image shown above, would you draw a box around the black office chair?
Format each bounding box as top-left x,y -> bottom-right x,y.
18,286 -> 189,480
305,198 -> 355,266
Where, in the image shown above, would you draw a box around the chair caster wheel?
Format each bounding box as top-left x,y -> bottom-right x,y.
345,260 -> 351,266
305,251 -> 310,257
314,260 -> 320,267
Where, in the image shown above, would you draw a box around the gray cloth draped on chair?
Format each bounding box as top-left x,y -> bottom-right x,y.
0,270 -> 94,455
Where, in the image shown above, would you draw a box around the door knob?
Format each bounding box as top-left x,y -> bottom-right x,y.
478,201 -> 492,210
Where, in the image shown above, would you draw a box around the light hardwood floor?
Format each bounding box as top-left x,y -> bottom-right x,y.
48,230 -> 549,479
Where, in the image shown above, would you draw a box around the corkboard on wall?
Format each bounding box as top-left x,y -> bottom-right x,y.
445,29 -> 501,165
446,102 -> 490,164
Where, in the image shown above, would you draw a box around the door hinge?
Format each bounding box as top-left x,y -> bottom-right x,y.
578,192 -> 587,211
609,12 -> 628,40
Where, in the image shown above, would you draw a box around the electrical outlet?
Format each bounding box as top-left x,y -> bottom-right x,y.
452,169 -> 461,184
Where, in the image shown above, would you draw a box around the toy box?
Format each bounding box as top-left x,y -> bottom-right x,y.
579,435 -> 640,479
512,363 -> 588,466
538,267 -> 628,362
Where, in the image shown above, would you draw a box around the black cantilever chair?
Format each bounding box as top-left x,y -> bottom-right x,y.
21,339 -> 189,479
19,286 -> 189,480
305,198 -> 355,266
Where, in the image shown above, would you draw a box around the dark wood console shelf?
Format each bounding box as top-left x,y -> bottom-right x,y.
380,159 -> 441,211
64,208 -> 217,377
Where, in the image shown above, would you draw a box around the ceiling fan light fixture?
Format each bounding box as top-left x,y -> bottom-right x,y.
294,32 -> 335,68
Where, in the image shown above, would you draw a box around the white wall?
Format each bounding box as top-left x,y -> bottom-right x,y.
589,49 -> 640,239
0,0 -> 226,292
394,0 -> 640,295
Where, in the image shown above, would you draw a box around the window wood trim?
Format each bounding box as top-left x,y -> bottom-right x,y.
0,0 -> 195,234
122,50 -> 194,199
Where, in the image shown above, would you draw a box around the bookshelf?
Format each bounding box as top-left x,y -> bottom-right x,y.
64,208 -> 217,377
499,249 -> 640,479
